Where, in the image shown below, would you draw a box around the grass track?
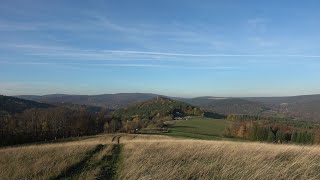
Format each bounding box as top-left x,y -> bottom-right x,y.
96,144 -> 121,180
52,144 -> 105,180
52,144 -> 121,180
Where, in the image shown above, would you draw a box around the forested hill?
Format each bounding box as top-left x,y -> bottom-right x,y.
178,95 -> 320,121
17,93 -> 320,121
178,97 -> 270,116
112,96 -> 203,122
0,95 -> 52,114
18,93 -> 159,109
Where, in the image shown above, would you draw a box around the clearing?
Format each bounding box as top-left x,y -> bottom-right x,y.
165,117 -> 231,140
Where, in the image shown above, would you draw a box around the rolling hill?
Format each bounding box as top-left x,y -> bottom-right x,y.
18,93 -> 159,109
17,93 -> 320,121
178,95 -> 320,121
0,95 -> 52,114
178,97 -> 271,116
112,96 -> 203,121
245,94 -> 320,121
245,94 -> 320,104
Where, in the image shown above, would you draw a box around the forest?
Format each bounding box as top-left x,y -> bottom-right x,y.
0,107 -> 108,146
0,96 -> 203,146
1,95 -> 320,146
224,114 -> 320,144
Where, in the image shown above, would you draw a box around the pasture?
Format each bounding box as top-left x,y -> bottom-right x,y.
166,117 -> 230,140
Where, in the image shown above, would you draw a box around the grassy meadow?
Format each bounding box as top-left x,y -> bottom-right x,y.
120,138 -> 320,180
138,117 -> 232,140
0,142 -> 97,179
165,117 -> 229,140
0,134 -> 320,180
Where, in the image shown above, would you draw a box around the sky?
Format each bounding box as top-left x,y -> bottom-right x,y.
1,0 -> 320,97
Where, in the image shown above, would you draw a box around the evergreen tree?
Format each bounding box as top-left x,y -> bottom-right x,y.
291,131 -> 298,143
296,132 -> 302,143
276,130 -> 285,142
267,131 -> 275,142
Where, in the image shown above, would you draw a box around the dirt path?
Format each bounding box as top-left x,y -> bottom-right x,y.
52,144 -> 121,180
52,144 -> 104,179
111,135 -> 122,144
95,144 -> 121,180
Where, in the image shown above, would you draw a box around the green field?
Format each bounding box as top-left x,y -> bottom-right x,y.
138,117 -> 245,141
165,117 -> 231,140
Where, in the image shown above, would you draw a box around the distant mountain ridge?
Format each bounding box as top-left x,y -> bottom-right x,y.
0,95 -> 52,114
17,93 -> 320,121
18,93 -> 159,109
244,94 -> 320,104
244,94 -> 320,121
178,97 -> 270,116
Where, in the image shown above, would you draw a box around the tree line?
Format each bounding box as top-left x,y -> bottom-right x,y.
0,107 -> 110,146
224,114 -> 320,144
0,102 -> 188,146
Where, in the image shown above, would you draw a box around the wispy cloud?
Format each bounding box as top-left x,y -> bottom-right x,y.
0,14 -> 231,52
3,43 -> 320,66
0,60 -> 242,70
3,43 -> 320,58
103,50 -> 274,57
89,15 -> 140,33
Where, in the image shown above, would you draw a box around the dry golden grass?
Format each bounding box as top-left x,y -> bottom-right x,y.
74,144 -> 113,179
0,134 -> 169,180
1,134 -> 320,180
120,139 -> 320,180
0,142 -> 96,179
81,133 -> 173,144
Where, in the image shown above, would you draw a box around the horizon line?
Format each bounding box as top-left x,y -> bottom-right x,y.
4,92 -> 320,99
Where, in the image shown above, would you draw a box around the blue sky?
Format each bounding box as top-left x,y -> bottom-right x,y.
1,0 -> 320,97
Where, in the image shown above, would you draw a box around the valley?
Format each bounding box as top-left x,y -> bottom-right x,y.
2,1 -> 320,179
17,93 -> 320,121
1,94 -> 320,179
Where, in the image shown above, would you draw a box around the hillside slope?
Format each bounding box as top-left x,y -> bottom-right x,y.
17,93 -> 320,121
0,95 -> 52,114
112,96 -> 203,121
120,137 -> 320,180
179,95 -> 320,121
246,94 -> 320,121
179,97 -> 270,116
18,93 -> 159,109
2,134 -> 319,180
